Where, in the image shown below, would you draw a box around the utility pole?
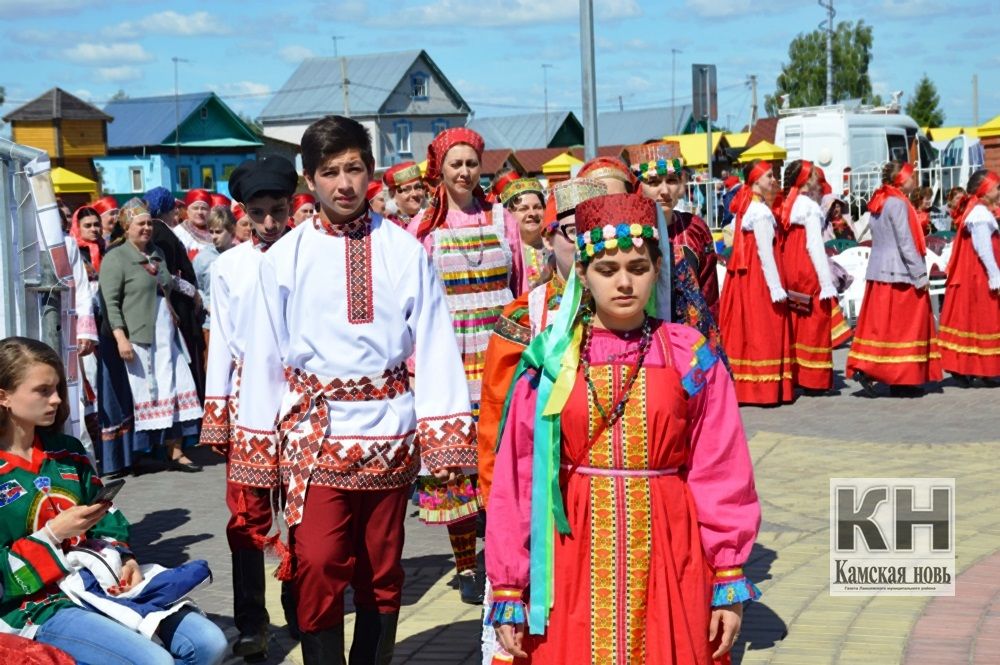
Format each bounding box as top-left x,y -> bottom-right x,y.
972,74 -> 979,126
818,0 -> 835,105
542,64 -> 553,145
671,48 -> 682,134
171,57 -> 190,165
331,35 -> 344,58
580,0 -> 598,159
341,57 -> 350,116
618,96 -> 624,112
748,74 -> 758,129
701,65 -> 715,230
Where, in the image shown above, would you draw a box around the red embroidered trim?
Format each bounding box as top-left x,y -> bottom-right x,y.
416,413 -> 477,471
229,426 -> 280,488
199,396 -> 231,446
133,390 -> 200,421
278,433 -> 421,490
346,222 -> 374,324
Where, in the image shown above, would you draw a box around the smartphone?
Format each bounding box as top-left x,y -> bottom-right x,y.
91,478 -> 125,505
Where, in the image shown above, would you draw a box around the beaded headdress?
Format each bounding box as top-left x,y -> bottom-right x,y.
623,141 -> 684,181
574,193 -> 659,262
499,178 -> 544,206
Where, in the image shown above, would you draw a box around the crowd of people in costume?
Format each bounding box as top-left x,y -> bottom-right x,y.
4,111 -> 997,665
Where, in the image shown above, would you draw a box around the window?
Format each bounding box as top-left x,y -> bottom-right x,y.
130,167 -> 143,193
201,166 -> 215,190
177,166 -> 191,191
411,74 -> 428,100
432,119 -> 449,136
395,121 -> 412,155
200,107 -> 209,120
222,164 -> 238,181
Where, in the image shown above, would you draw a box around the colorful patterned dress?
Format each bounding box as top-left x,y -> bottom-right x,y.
410,200 -> 525,524
485,322 -> 760,664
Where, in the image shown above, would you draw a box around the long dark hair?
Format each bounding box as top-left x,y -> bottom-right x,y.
0,337 -> 70,435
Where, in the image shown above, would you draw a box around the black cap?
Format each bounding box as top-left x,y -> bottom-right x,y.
228,155 -> 298,204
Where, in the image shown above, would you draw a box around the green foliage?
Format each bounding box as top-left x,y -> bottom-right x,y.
765,20 -> 882,116
0,85 -> 5,106
905,75 -> 944,127
109,89 -> 129,102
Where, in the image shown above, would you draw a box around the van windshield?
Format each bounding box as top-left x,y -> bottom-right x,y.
849,130 -> 887,169
887,133 -> 908,163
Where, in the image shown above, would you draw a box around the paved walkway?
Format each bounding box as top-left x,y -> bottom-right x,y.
117,349 -> 1000,664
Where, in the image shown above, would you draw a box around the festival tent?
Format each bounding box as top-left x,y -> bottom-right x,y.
50,167 -> 98,195
659,133 -> 727,168
738,140 -> 787,163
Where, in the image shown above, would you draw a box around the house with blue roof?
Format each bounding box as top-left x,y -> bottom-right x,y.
261,50 -> 470,169
93,92 -> 262,198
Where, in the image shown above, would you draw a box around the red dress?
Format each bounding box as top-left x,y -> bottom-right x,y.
720,202 -> 794,405
486,324 -> 761,665
938,205 -> 1000,377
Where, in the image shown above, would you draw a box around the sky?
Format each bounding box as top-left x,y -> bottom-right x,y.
1,0 -> 998,138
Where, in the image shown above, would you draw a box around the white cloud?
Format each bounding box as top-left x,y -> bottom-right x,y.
63,43 -> 153,64
96,66 -> 142,83
279,45 -> 315,64
389,0 -> 639,28
111,10 -> 231,38
210,81 -> 272,98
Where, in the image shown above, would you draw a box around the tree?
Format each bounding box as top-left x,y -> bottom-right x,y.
905,75 -> 944,127
109,89 -> 129,101
765,20 -> 882,116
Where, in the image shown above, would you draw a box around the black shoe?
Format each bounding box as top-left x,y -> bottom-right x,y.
950,372 -> 973,388
853,371 -> 879,398
302,624 -> 346,665
458,570 -> 485,605
233,628 -> 268,662
888,384 -> 925,398
167,458 -> 202,473
350,609 -> 397,665
979,376 -> 1000,387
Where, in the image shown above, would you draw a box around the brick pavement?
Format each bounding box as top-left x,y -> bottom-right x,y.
116,348 -> 999,664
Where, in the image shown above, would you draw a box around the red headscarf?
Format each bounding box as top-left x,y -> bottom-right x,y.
210,193 -> 231,208
91,196 -> 119,216
729,161 -> 772,272
416,127 -> 487,240
291,192 -> 315,214
230,201 -> 246,222
779,160 -> 814,231
366,181 -> 384,201
70,206 -> 105,272
815,166 -> 832,196
947,171 -> 1000,282
867,163 -> 926,257
184,189 -> 212,207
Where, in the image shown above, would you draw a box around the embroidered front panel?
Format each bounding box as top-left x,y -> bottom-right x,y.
586,366 -> 615,469
590,475 -> 617,664
346,223 -> 374,324
620,368 -> 649,470
624,476 -> 652,663
279,432 -> 421,491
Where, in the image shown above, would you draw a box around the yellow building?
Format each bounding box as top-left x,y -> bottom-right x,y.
3,88 -> 111,190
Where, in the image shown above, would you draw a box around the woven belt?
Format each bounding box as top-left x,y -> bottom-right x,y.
280,362 -> 410,526
560,463 -> 679,478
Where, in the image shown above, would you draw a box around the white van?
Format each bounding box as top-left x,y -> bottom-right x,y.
774,104 -> 935,201
936,134 -> 985,193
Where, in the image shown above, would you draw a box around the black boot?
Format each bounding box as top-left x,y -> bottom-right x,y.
853,370 -> 879,398
231,550 -> 269,662
301,624 -> 346,665
349,608 -> 399,665
281,580 -> 301,641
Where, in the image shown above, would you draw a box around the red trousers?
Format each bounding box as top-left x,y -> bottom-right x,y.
225,468 -> 275,552
291,486 -> 408,633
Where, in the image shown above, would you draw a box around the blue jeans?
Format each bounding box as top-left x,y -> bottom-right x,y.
35,606 -> 228,665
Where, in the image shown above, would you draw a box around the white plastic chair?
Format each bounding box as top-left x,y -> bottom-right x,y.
716,261 -> 726,293
831,251 -> 870,326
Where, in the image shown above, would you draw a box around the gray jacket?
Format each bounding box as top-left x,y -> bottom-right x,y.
865,196 -> 928,288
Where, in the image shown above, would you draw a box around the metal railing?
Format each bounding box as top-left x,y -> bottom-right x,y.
845,164 -> 967,216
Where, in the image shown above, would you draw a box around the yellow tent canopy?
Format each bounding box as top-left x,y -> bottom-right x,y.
927,126 -> 964,142
50,167 -> 98,195
541,151 -> 584,175
739,140 -> 787,163
725,132 -> 751,149
976,115 -> 1000,139
659,133 -> 726,168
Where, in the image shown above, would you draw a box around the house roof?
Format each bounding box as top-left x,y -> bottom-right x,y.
104,92 -> 260,149
261,50 -> 469,122
514,145 -> 627,174
597,105 -> 692,146
3,87 -> 112,123
480,149 -> 524,176
747,117 -> 779,149
468,111 -> 582,149
739,140 -> 787,162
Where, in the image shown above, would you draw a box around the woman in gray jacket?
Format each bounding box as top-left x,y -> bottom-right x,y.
99,199 -> 204,471
845,161 -> 942,397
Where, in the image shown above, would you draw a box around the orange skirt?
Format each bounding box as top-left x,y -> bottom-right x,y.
846,281 -> 942,386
